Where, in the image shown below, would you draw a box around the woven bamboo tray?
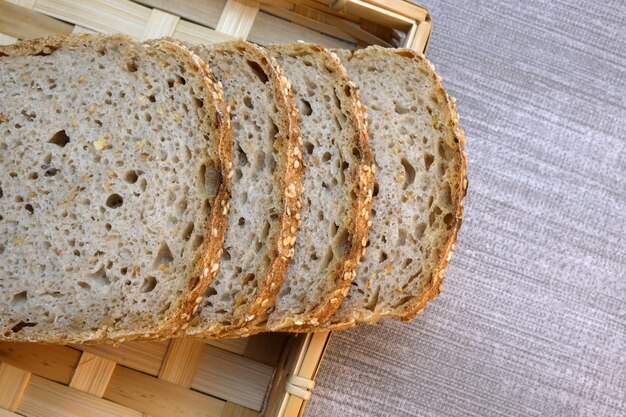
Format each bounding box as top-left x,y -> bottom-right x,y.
0,1 -> 431,416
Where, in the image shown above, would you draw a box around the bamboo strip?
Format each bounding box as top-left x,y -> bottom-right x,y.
365,0 -> 429,21
69,352 -> 116,397
104,365 -> 224,417
0,408 -> 21,417
261,5 -> 357,43
0,33 -> 18,45
0,1 -> 73,39
408,19 -> 431,52
18,375 -> 142,417
403,20 -> 417,49
0,343 -> 80,385
157,338 -> 204,386
221,402 -> 259,417
244,333 -> 289,366
192,345 -> 273,411
0,363 -> 30,411
141,8 -> 179,40
136,0 -> 225,29
77,341 -> 167,377
72,25 -> 98,34
7,0 -> 36,8
206,337 -> 249,355
173,19 -> 233,45
33,0 -> 150,38
316,0 -> 413,29
216,0 -> 260,38
248,11 -> 352,49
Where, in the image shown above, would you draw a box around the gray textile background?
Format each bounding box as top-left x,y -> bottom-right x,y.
305,1 -> 626,416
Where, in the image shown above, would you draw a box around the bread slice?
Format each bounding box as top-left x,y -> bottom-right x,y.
323,47 -> 467,330
0,34 -> 232,343
247,43 -> 374,333
184,40 -> 303,336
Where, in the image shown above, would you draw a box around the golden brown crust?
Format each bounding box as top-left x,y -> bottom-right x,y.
321,47 -> 467,332
0,34 -> 233,344
185,40 -> 304,338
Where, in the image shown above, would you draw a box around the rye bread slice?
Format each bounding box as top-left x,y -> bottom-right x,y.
249,43 -> 374,333
0,34 -> 232,343
185,40 -> 303,336
324,47 -> 467,330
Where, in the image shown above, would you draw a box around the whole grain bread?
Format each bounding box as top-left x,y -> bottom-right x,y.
185,41 -> 303,337
0,34 -> 232,343
323,46 -> 467,330
251,43 -> 374,333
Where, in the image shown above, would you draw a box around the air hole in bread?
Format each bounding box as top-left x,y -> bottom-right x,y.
351,147 -> 361,159
222,249 -> 231,261
124,170 -> 140,184
24,204 -> 34,214
398,229 -> 408,246
304,141 -> 314,155
238,217 -> 246,226
28,172 -> 38,180
182,222 -> 194,242
320,247 -> 334,272
243,96 -> 253,109
242,273 -> 255,285
304,75 -> 317,91
438,162 -> 446,176
330,221 -> 339,237
394,101 -> 409,114
424,153 -> 434,171
48,130 -> 70,147
87,265 -> 110,286
139,177 -> 147,192
379,251 -> 388,263
300,99 -> 312,116
11,291 -> 27,306
126,58 -> 138,73
44,168 -> 59,177
261,220 -> 270,239
106,194 -> 123,209
11,321 -> 37,333
400,158 -> 416,189
322,152 -> 331,162
443,213 -> 454,228
192,234 -> 204,250
0,244 -> 4,254
154,241 -> 174,268
144,112 -> 152,122
245,60 -> 268,83
175,75 -> 186,85
428,211 -> 436,227
193,97 -> 204,109
141,276 -> 157,293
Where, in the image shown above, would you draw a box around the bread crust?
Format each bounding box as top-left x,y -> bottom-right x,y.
0,34 -> 233,344
321,47 -> 467,331
185,40 -> 304,338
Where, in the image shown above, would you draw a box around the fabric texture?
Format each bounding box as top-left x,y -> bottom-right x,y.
305,1 -> 626,416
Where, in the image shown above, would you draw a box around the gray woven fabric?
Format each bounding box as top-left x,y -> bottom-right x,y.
305,1 -> 626,416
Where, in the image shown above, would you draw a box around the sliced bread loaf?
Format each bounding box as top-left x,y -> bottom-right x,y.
324,47 -> 467,330
251,43 -> 374,332
0,34 -> 232,343
185,41 -> 303,336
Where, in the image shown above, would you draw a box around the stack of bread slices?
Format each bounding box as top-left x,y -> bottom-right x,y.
0,34 -> 466,343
